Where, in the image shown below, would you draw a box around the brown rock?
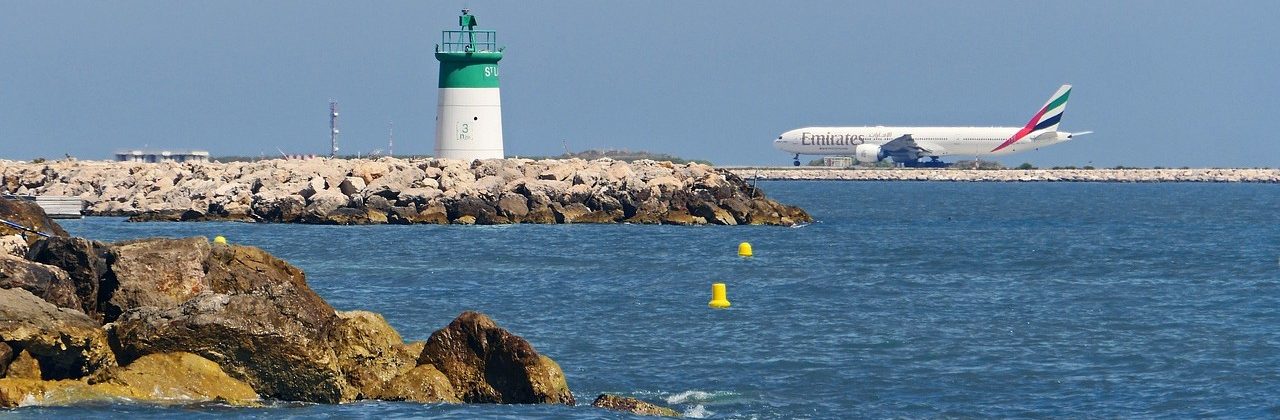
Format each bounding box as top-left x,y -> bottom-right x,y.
329,311 -> 417,399
374,364 -> 460,403
0,287 -> 116,380
25,236 -> 116,323
592,394 -> 682,417
0,253 -> 81,311
417,311 -> 574,405
6,350 -> 41,380
89,352 -> 259,405
108,237 -> 212,317
0,198 -> 68,247
0,342 -> 12,378
204,243 -> 336,332
109,293 -> 352,403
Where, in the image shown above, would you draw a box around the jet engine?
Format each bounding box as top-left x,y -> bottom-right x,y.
854,144 -> 884,163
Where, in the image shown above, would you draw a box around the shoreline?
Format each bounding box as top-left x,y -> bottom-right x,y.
723,167 -> 1280,183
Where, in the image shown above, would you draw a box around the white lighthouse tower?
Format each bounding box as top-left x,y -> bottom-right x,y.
434,9 -> 504,160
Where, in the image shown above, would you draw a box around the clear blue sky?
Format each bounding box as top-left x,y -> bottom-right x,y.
2,1 -> 1275,167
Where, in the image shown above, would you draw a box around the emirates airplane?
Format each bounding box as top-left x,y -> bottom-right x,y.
773,84 -> 1092,167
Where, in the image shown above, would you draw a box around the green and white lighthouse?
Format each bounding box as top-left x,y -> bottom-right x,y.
434,8 -> 504,160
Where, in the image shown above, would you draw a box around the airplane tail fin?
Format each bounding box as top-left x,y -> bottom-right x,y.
991,84 -> 1072,152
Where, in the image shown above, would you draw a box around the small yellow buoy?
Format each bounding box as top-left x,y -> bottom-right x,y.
709,283 -> 731,309
213,235 -> 227,245
737,242 -> 753,258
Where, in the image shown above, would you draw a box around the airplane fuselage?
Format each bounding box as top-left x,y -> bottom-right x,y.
775,126 -> 1072,158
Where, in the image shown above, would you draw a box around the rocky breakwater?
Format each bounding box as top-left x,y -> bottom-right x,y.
0,198 -> 573,408
728,167 -> 1280,182
0,158 -> 811,226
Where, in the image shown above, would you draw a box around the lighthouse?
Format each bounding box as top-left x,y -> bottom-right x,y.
434,8 -> 504,160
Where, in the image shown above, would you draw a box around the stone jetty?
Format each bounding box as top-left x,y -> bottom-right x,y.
0,158 -> 810,226
0,198 -> 575,407
726,167 -> 1280,183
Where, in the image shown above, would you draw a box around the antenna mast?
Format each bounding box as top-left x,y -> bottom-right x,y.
388,120 -> 394,157
329,100 -> 340,158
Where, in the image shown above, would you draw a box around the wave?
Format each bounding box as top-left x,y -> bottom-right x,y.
663,390 -> 738,405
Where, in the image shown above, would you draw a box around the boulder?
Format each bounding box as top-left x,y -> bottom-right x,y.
0,288 -> 116,380
592,394 -> 682,417
108,237 -> 212,317
109,293 -> 352,403
328,311 -> 418,399
417,311 -> 574,405
204,243 -> 337,332
87,352 -> 259,405
25,236 -> 117,323
0,234 -> 28,257
6,350 -> 41,379
374,364 -> 460,403
252,192 -> 307,222
338,176 -> 367,196
0,342 -> 12,377
0,198 -> 68,247
0,253 -> 81,311
0,352 -> 258,408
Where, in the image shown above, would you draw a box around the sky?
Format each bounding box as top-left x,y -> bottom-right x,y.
2,1 -> 1275,167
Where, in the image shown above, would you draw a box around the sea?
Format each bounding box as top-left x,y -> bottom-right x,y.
11,181 -> 1280,418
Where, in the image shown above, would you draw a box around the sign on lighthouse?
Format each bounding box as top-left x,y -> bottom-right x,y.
434,8 -> 504,160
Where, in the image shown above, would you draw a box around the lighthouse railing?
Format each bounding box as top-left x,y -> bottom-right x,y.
438,30 -> 498,53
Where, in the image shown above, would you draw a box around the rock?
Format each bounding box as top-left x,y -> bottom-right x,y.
0,198 -> 69,247
339,176 -> 367,196
0,352 -> 258,408
0,288 -> 116,380
88,352 -> 259,405
417,311 -> 574,405
252,192 -> 307,222
109,293 -> 352,403
304,190 -> 348,219
6,350 -> 41,380
374,363 -> 460,403
328,311 -> 417,399
204,243 -> 337,332
592,394 -> 682,417
0,235 -> 27,258
108,237 -> 212,317
0,342 -> 12,378
25,236 -> 116,323
495,193 -> 530,219
0,253 -> 81,311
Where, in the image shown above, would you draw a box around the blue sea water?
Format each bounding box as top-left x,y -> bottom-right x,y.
13,181 -> 1280,418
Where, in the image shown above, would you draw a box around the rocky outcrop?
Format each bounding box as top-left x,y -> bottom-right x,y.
0,197 -> 583,407
0,287 -> 116,380
592,394 -> 682,417
418,311 -> 575,405
0,254 -> 80,310
24,237 -> 116,323
0,198 -> 68,247
0,352 -> 257,408
1,158 -> 810,226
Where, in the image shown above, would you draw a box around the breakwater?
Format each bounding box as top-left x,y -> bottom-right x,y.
0,159 -> 810,226
725,167 -> 1280,182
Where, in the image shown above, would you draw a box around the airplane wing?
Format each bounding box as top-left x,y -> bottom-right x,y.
879,134 -> 938,161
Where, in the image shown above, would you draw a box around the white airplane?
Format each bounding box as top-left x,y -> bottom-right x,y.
773,84 -> 1092,167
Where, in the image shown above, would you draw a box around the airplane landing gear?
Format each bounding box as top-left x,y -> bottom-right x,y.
792,154 -> 801,167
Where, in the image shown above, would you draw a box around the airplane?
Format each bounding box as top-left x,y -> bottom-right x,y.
772,84 -> 1092,167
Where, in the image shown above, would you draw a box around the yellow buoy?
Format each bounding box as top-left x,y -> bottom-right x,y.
213,235 -> 227,245
708,283 -> 731,309
737,242 -> 753,258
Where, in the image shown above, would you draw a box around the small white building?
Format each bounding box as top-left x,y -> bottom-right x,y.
114,150 -> 210,163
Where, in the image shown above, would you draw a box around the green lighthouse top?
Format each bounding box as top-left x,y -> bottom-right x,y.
436,8 -> 502,56
435,8 -> 503,88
